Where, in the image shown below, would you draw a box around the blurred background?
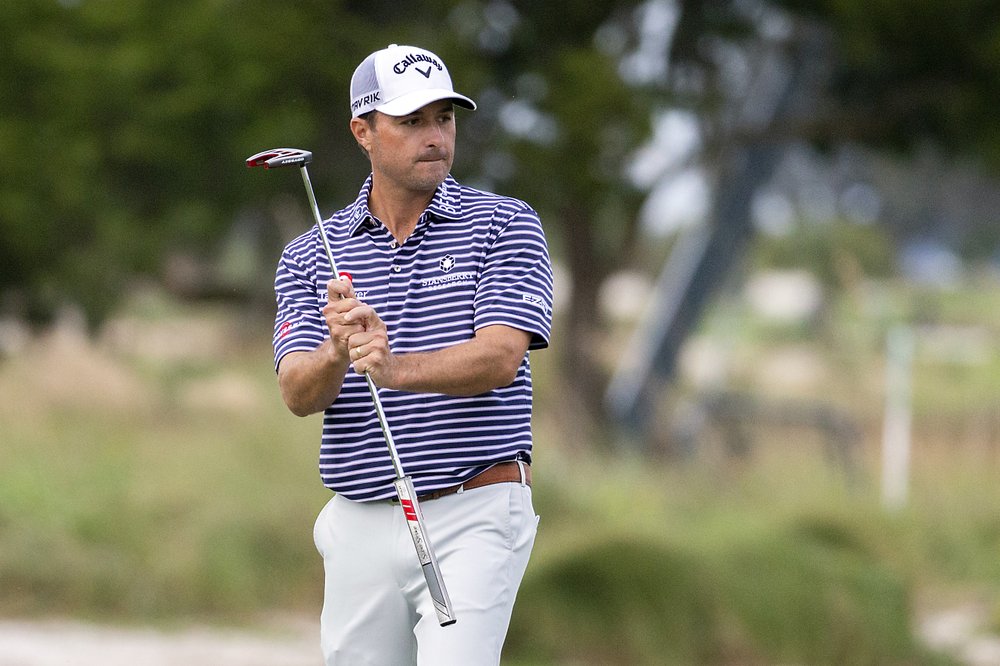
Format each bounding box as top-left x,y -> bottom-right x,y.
2,1 -> 1000,664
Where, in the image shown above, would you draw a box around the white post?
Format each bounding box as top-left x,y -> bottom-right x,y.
881,325 -> 915,512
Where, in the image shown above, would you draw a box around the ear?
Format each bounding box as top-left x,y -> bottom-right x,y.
350,117 -> 372,153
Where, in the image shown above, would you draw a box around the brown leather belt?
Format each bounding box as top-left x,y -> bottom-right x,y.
392,461 -> 530,503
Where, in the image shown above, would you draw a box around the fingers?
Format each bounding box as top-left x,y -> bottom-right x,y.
322,298 -> 362,332
324,279 -> 381,329
323,276 -> 364,334
342,303 -> 383,329
327,276 -> 354,302
322,280 -> 364,361
347,331 -> 391,379
347,334 -> 383,361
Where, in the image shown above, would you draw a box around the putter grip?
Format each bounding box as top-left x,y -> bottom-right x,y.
394,476 -> 457,626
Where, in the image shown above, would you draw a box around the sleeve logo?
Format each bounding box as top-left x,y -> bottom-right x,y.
522,293 -> 551,314
278,320 -> 301,339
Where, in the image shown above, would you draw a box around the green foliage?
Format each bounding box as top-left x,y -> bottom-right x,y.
506,514 -> 921,665
508,538 -> 720,665
0,0 -> 372,325
714,519 -> 914,665
772,0 -> 1000,168
509,385 -> 1000,666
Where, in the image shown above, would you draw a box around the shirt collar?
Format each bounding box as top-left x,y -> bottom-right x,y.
345,176 -> 375,236
345,174 -> 464,236
425,175 -> 464,221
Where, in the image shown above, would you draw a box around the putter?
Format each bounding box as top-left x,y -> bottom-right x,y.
247,148 -> 457,627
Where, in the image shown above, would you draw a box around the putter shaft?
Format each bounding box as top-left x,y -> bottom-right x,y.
248,148 -> 456,625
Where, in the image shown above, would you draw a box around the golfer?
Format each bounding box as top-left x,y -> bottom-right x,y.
272,43 -> 553,665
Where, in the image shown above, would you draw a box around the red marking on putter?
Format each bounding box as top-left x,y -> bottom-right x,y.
338,271 -> 352,283
400,499 -> 418,522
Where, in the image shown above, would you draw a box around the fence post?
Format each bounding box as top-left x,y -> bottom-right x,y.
882,325 -> 915,511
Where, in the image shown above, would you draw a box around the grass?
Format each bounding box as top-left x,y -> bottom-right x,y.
502,442 -> 996,664
0,318 -> 331,621
1,283 -> 999,663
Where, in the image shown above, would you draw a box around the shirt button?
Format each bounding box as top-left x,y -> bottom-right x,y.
389,240 -> 398,249
392,265 -> 401,273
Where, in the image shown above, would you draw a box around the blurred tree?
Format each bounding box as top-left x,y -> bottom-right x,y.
773,0 -> 1000,166
669,0 -> 1000,163
0,0 -> 368,326
604,0 -> 1000,441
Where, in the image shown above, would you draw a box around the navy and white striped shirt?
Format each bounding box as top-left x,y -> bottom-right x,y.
273,175 -> 553,501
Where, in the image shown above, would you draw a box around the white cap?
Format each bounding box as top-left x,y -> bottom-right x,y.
350,44 -> 477,118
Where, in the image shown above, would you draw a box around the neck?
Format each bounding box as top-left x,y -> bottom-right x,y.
368,177 -> 436,243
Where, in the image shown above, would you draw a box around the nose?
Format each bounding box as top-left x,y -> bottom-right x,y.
425,122 -> 447,147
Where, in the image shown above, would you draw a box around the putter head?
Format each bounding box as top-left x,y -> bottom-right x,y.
246,148 -> 313,169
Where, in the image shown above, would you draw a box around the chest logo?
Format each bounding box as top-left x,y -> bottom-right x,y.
439,255 -> 456,272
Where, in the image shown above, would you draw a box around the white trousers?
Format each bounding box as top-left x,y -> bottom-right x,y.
313,480 -> 538,666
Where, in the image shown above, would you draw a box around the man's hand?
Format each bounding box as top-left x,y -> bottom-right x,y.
344,303 -> 395,385
323,276 -> 396,385
322,277 -> 365,364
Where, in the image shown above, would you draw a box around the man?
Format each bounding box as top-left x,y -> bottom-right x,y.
271,44 -> 553,665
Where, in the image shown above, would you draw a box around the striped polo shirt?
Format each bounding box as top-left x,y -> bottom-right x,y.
273,174 -> 553,501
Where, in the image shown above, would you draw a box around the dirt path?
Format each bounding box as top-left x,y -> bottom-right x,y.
0,617 -> 320,666
4,604 -> 1000,665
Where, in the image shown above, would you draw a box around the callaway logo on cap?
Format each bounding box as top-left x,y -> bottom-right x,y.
350,44 -> 477,118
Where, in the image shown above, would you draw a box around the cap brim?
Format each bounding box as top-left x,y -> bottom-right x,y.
375,89 -> 477,117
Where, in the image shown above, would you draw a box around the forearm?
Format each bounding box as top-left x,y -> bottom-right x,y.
277,341 -> 351,416
381,326 -> 531,396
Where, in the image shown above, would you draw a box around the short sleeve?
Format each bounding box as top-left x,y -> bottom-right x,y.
273,246 -> 327,371
473,203 -> 553,350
